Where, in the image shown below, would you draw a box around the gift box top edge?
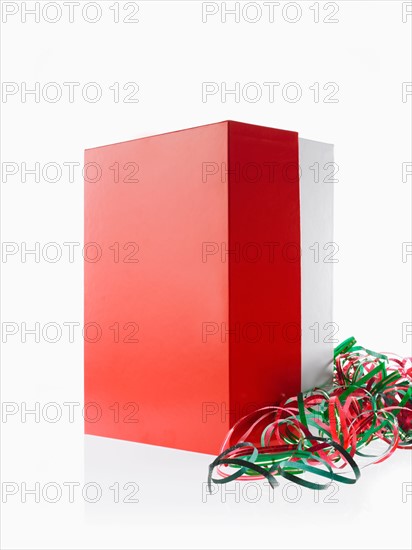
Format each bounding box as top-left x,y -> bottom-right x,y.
84,120 -> 299,152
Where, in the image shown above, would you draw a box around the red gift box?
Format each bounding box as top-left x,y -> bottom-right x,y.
84,121 -> 333,454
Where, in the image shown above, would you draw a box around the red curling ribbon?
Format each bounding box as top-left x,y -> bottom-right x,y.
208,337 -> 412,491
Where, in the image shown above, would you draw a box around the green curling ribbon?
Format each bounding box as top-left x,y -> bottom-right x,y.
208,337 -> 412,493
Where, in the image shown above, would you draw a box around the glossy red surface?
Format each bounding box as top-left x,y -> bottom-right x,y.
84,121 -> 300,454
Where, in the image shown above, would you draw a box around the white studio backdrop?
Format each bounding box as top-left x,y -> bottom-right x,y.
1,1 -> 411,549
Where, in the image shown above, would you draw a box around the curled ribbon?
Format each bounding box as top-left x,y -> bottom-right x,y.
208,337 -> 412,492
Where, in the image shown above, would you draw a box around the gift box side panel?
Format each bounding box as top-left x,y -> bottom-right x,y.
299,138 -> 334,391
227,121 -> 301,424
84,122 -> 230,454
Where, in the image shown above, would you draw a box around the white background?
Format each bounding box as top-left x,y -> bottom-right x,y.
1,1 -> 411,549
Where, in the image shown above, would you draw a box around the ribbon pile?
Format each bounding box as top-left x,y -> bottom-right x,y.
208,337 -> 412,491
